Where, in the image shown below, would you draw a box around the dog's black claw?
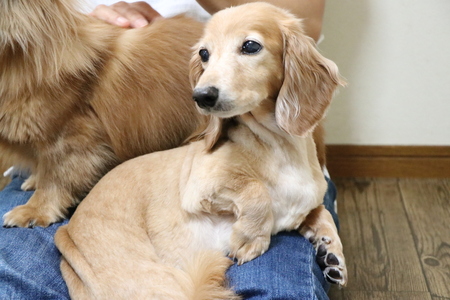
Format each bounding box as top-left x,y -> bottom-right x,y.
3,224 -> 17,228
28,220 -> 36,228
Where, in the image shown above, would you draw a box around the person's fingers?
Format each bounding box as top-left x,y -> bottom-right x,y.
90,2 -> 162,28
111,1 -> 161,28
109,1 -> 147,28
89,4 -> 131,27
130,2 -> 162,25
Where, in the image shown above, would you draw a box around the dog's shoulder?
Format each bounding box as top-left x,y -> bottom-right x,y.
178,138 -> 253,211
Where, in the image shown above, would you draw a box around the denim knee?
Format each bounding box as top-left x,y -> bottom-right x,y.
227,231 -> 330,300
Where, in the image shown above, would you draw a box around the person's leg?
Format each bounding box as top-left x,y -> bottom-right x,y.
226,177 -> 338,300
0,176 -> 69,300
0,175 -> 338,300
323,177 -> 339,231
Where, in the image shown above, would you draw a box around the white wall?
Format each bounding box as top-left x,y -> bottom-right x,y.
320,0 -> 450,145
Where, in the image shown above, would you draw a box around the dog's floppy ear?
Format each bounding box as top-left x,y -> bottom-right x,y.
189,44 -> 204,89
276,17 -> 345,137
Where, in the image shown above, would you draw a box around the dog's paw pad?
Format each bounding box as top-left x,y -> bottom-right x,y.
315,241 -> 347,286
324,267 -> 346,285
317,245 -> 341,269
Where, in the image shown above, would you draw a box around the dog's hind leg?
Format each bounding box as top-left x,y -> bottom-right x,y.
55,225 -> 97,299
300,204 -> 347,286
56,217 -> 231,299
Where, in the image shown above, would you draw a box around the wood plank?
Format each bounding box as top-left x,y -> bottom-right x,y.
337,291 -> 432,300
335,179 -> 428,292
327,145 -> 450,157
399,179 -> 450,298
335,178 -> 387,291
328,285 -> 343,300
328,157 -> 450,178
326,145 -> 450,178
373,179 -> 429,292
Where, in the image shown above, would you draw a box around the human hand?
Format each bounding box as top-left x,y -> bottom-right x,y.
90,1 -> 162,28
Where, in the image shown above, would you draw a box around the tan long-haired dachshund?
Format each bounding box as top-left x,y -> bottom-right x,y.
55,3 -> 347,299
0,0 -> 205,227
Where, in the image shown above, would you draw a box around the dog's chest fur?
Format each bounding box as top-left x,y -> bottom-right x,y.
0,93 -> 58,143
269,154 -> 321,233
254,132 -> 323,234
233,115 -> 325,233
181,119 -> 324,252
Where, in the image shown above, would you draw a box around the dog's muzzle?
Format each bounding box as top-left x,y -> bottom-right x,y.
192,86 -> 219,109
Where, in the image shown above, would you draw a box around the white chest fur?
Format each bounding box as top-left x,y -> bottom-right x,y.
269,159 -> 321,233
180,119 -> 325,253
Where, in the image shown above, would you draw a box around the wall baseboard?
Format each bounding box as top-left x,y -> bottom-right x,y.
326,145 -> 450,178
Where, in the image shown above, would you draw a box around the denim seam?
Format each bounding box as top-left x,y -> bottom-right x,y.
308,246 -> 317,300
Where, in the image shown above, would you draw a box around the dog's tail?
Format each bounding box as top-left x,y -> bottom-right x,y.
183,250 -> 240,300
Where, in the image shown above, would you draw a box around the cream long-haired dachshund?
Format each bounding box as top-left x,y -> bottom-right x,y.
0,0 -> 205,227
55,3 -> 347,299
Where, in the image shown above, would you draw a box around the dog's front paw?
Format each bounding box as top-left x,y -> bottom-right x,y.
3,204 -> 60,228
21,175 -> 37,191
229,233 -> 271,265
310,235 -> 347,286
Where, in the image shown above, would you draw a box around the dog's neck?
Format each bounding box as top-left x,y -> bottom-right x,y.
202,98 -> 309,153
243,99 -> 298,139
0,1 -> 116,96
238,111 -> 303,148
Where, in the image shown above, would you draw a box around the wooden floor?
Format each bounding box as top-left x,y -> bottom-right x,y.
328,178 -> 450,300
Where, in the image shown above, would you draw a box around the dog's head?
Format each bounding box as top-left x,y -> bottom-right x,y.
189,3 -> 344,148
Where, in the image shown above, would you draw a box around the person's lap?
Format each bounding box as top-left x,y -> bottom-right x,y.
0,175 -> 337,300
0,177 -> 69,299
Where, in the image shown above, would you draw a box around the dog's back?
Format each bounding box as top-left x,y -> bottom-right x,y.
1,1 -> 204,159
91,16 -> 205,160
0,0 -> 206,227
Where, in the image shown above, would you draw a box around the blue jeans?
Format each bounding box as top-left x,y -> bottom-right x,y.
0,176 -> 338,300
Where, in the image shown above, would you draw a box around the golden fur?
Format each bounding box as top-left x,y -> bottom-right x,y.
0,0 -> 205,227
0,159 -> 11,191
55,3 -> 347,299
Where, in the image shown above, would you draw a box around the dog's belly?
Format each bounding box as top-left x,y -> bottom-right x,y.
185,214 -> 235,254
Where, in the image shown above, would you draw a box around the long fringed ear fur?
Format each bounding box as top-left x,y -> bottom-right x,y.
189,44 -> 204,90
276,17 -> 345,137
187,45 -> 224,151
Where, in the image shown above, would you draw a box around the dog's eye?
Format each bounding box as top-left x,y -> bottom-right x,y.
241,40 -> 262,55
199,49 -> 209,62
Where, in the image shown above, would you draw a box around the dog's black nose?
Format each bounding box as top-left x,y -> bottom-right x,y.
193,86 -> 219,108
